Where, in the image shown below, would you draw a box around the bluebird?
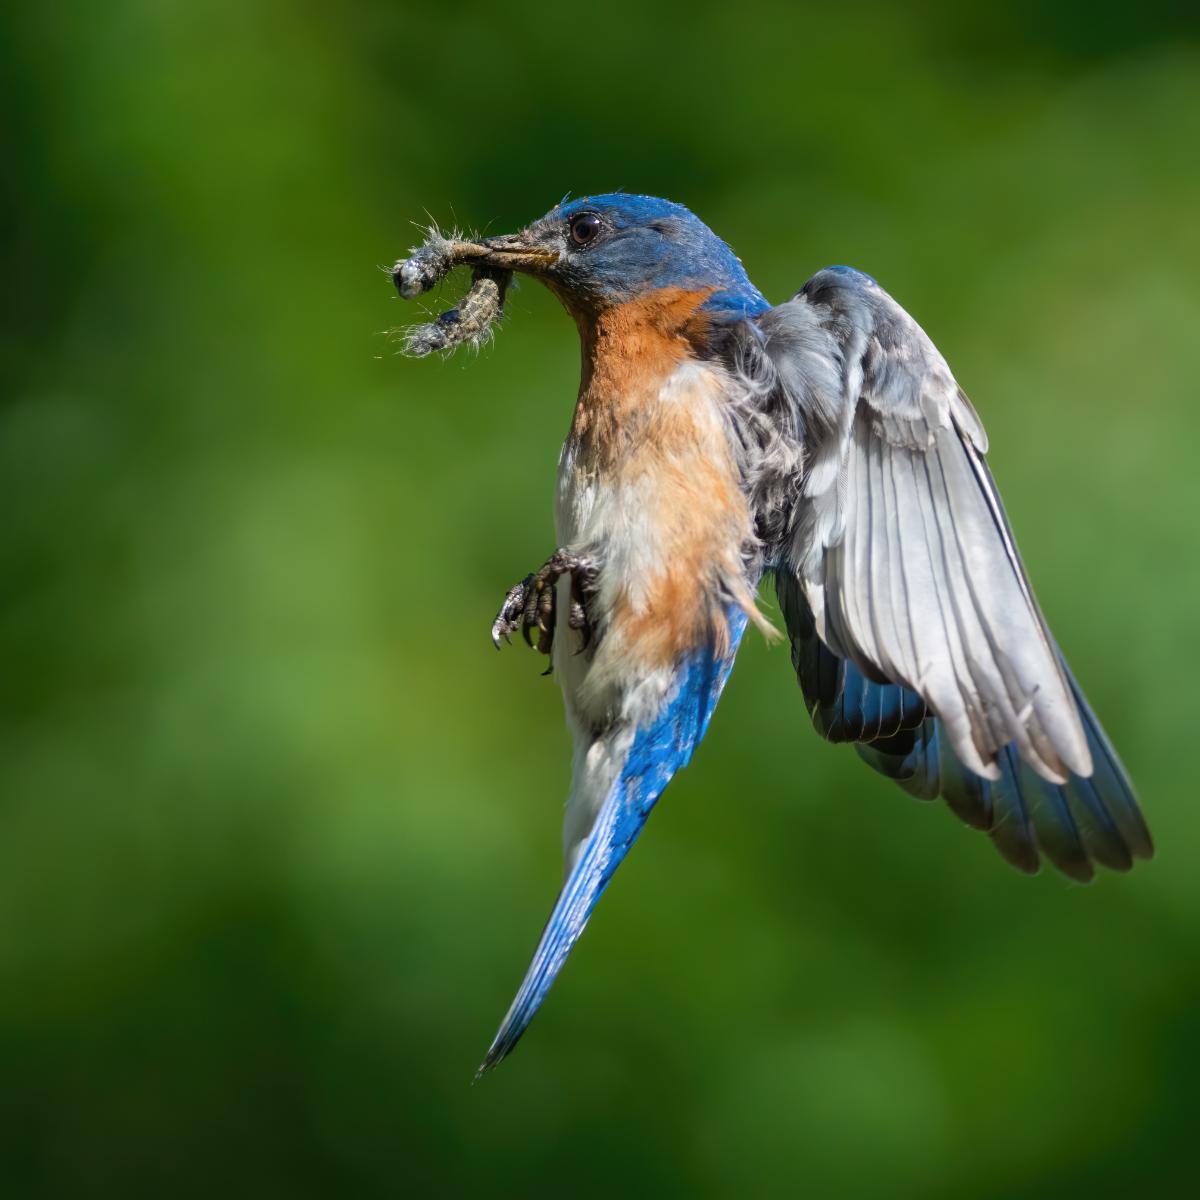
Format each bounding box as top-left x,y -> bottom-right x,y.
391,194 -> 1152,1075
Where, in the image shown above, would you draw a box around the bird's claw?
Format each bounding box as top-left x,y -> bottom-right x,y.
491,574 -> 536,648
491,550 -> 598,660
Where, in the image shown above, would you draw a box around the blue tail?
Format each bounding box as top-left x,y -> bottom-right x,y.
477,610 -> 748,1076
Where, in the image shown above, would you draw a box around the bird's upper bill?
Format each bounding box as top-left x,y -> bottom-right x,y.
434,194 -> 769,317
437,231 -> 558,275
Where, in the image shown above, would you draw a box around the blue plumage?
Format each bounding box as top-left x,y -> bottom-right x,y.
855,675 -> 1145,882
779,570 -> 927,743
778,566 -> 1150,882
478,609 -> 748,1074
550,194 -> 769,315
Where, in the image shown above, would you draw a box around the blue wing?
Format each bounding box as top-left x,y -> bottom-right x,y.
756,264 -> 1152,880
778,572 -> 1151,880
477,609 -> 749,1075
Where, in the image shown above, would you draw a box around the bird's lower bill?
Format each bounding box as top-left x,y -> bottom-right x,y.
457,235 -> 559,275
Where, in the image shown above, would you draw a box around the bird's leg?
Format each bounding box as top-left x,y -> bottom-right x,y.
491,550 -> 598,658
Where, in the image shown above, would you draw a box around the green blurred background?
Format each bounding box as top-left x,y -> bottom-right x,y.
4,2 -> 1199,1196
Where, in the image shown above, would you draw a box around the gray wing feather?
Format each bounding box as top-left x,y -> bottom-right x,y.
756,267 -> 1090,784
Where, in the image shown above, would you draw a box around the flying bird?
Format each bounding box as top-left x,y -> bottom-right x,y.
391,194 -> 1152,1075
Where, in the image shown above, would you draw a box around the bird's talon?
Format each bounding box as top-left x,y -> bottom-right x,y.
492,550 -> 598,659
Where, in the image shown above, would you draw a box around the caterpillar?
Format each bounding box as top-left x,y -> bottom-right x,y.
392,232 -> 511,357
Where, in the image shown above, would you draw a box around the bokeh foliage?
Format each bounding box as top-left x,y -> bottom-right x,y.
3,2 -> 1199,1196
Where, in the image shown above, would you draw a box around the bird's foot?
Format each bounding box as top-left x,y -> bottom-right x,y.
491,550 -> 598,658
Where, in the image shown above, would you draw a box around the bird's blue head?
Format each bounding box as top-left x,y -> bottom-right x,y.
468,194 -> 768,321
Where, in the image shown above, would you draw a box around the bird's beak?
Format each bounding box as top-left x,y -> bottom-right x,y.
446,231 -> 560,275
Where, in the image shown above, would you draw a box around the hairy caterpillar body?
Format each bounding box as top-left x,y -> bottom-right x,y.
392,233 -> 511,357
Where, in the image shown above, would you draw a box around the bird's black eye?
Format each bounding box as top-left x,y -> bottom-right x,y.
569,212 -> 602,247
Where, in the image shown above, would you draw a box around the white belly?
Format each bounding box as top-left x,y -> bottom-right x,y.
549,361 -> 754,726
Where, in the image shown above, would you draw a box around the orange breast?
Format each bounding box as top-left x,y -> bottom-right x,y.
568,287 -> 717,466
563,289 -> 767,673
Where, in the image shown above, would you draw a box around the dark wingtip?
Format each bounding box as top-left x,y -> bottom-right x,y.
1060,858 -> 1097,885
989,832 -> 1042,877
